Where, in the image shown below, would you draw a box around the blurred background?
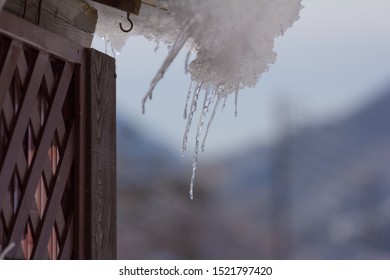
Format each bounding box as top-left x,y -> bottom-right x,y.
95,0 -> 390,259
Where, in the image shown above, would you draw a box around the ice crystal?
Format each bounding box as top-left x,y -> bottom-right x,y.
141,0 -> 303,198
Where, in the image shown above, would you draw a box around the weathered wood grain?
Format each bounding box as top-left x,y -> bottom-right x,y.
86,48 -> 116,260
4,0 -> 97,47
90,0 -> 141,15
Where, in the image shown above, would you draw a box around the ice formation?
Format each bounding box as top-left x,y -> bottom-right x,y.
92,0 -> 303,198
89,0 -> 178,55
140,0 -> 303,198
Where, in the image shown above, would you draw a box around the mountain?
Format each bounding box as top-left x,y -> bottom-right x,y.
116,118 -> 181,190
210,88 -> 390,259
116,117 -> 211,259
116,87 -> 390,259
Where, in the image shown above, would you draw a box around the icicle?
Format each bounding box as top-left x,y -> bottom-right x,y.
154,41 -> 160,52
201,95 -> 221,152
110,42 -> 119,58
142,22 -> 192,114
184,47 -> 192,74
199,87 -> 213,119
104,36 -> 109,54
221,96 -> 228,113
234,89 -> 239,117
183,78 -> 195,119
181,83 -> 202,155
135,0 -> 303,199
189,88 -> 213,199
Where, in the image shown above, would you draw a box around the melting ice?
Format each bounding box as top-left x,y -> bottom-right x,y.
140,0 -> 303,199
93,0 -> 303,198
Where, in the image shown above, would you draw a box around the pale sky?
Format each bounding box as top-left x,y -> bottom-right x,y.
94,0 -> 390,160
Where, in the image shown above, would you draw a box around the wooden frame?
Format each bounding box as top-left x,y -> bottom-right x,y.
0,11 -> 116,259
85,48 -> 116,260
3,0 -> 98,47
91,0 -> 142,15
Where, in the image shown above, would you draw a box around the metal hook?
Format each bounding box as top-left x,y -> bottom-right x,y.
119,12 -> 133,33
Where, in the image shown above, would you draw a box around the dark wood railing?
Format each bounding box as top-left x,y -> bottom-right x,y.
0,11 -> 116,259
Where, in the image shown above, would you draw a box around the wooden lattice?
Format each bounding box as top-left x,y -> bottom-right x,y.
0,30 -> 82,259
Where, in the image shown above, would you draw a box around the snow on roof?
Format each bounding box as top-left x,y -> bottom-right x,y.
91,0 -> 303,198
89,0 -> 176,53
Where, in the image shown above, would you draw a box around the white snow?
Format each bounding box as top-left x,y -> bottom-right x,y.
141,0 -> 302,198
92,0 -> 303,198
87,1 -> 130,56
89,0 -> 178,56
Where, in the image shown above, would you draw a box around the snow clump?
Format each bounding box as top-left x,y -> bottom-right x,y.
92,0 -> 303,198
141,0 -> 303,198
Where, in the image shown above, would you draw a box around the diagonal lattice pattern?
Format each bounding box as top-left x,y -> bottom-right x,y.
0,33 -> 79,260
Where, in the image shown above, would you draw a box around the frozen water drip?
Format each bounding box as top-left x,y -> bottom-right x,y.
139,0 -> 303,198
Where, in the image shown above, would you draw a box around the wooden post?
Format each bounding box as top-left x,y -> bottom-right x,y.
1,8 -> 116,260
85,49 -> 116,260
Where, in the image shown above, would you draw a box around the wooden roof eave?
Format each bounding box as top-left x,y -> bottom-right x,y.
3,0 -> 99,47
1,0 -> 164,48
88,0 -> 162,16
89,0 -> 164,15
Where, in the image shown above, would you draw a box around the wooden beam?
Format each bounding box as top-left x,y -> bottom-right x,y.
90,0 -> 141,15
85,49 -> 116,260
4,0 -> 97,47
0,11 -> 84,63
141,0 -> 161,9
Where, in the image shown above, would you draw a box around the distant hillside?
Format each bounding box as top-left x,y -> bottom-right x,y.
116,88 -> 390,259
116,117 -> 211,259
211,88 -> 390,259
117,117 -> 181,190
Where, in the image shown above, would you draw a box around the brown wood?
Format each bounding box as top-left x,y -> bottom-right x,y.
58,214 -> 74,259
7,61 -> 75,258
0,53 -> 49,204
91,0 -> 141,15
4,0 -> 97,47
75,45 -> 88,261
0,11 -> 84,63
1,11 -> 116,260
141,0 -> 165,10
0,15 -> 85,259
86,48 -> 116,260
0,40 -> 23,109
32,126 -> 75,259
